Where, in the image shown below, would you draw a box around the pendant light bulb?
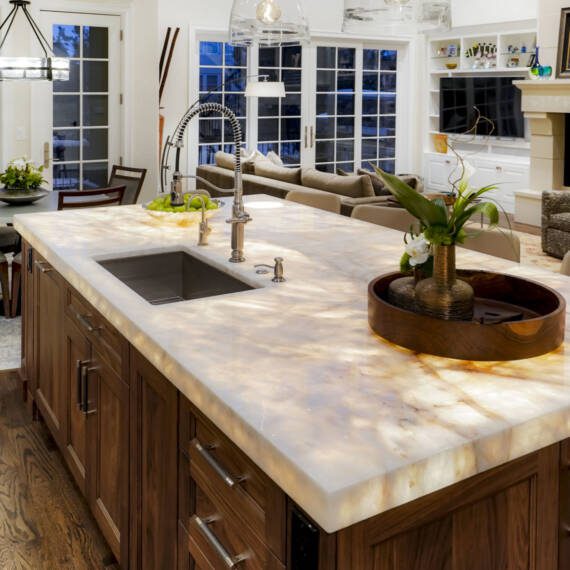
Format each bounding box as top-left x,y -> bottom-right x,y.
256,0 -> 282,24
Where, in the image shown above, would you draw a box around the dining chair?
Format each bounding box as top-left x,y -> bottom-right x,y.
57,186 -> 126,210
285,190 -> 342,214
460,228 -> 521,263
351,204 -> 420,233
108,165 -> 147,205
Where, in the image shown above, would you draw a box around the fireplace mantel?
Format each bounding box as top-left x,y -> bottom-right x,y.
515,79 -> 570,114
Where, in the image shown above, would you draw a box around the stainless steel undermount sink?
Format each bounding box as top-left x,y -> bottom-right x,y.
98,251 -> 255,305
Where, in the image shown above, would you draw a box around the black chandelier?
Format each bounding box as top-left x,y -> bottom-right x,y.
0,0 -> 69,81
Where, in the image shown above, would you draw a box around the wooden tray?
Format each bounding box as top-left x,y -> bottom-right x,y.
368,270 -> 566,361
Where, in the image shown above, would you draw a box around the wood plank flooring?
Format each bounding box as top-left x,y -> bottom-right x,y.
0,370 -> 117,569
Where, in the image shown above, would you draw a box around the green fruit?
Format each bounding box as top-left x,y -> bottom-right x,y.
206,202 -> 218,210
190,197 -> 204,209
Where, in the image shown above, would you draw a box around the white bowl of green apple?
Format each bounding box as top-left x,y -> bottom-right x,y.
143,193 -> 223,227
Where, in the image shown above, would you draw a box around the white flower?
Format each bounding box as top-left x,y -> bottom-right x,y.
10,158 -> 27,169
405,235 -> 430,267
461,160 -> 476,183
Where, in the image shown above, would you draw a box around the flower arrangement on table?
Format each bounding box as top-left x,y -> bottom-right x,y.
373,164 -> 501,321
0,158 -> 46,192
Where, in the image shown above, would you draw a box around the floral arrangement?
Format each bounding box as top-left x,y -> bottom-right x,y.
0,158 -> 46,192
374,165 -> 500,271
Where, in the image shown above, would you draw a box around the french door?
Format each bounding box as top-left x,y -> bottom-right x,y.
192,36 -> 404,175
33,12 -> 121,191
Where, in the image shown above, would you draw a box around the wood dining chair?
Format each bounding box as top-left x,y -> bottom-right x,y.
108,165 -> 147,205
57,186 -> 126,211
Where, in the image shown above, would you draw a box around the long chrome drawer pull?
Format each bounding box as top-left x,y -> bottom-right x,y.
69,305 -> 101,334
34,260 -> 53,273
192,439 -> 236,488
193,515 -> 248,568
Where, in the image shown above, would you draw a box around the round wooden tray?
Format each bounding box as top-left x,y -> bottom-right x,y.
368,270 -> 566,361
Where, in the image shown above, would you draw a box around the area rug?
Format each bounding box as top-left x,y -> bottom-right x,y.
0,317 -> 21,371
518,232 -> 562,273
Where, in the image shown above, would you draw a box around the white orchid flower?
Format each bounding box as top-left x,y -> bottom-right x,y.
11,158 -> 27,169
405,235 -> 430,267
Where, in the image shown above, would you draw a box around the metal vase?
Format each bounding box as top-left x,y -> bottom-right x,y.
415,244 -> 474,321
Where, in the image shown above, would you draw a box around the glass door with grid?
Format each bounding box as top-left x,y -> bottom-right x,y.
35,12 -> 121,191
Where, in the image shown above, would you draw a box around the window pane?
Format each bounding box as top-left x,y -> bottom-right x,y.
317,164 -> 335,173
53,163 -> 79,190
259,68 -> 279,82
200,68 -> 222,91
380,93 -> 397,114
363,49 -> 379,71
258,118 -> 279,141
83,95 -> 108,126
224,119 -> 246,141
380,116 -> 396,136
199,119 -> 222,143
336,117 -> 354,138
225,45 -> 247,67
337,71 -> 355,92
317,94 -> 335,116
338,48 -> 355,69
259,47 -> 279,67
362,139 -> 378,159
337,94 -> 354,115
316,117 -> 335,139
381,50 -> 398,71
317,47 -> 336,69
83,162 -> 108,189
282,94 -> 301,116
224,94 -> 246,117
281,118 -> 301,141
282,46 -> 302,68
53,130 -> 80,162
379,159 -> 396,173
316,140 -> 334,163
54,60 -> 80,93
281,142 -> 301,164
199,144 -> 221,165
336,140 -> 354,162
317,70 -> 335,92
54,95 -> 79,127
337,163 -> 354,173
83,27 -> 108,59
380,73 -> 397,92
258,142 -> 279,155
83,61 -> 108,92
258,98 -> 280,117
53,25 -> 80,57
363,72 -> 378,92
362,117 -> 378,137
225,68 -> 246,91
200,42 -> 222,66
282,69 -> 301,91
379,138 -> 396,158
83,129 -> 109,161
363,93 -> 378,115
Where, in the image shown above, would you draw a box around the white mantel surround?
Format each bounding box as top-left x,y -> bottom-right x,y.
514,79 -> 570,226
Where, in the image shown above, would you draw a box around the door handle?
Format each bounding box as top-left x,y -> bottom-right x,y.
304,125 -> 308,149
43,142 -> 50,169
76,360 -> 90,408
80,365 -> 98,416
310,125 -> 315,148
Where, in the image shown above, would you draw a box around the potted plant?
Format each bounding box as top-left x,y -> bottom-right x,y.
0,158 -> 49,205
374,165 -> 500,321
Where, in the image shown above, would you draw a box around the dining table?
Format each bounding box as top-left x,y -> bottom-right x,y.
0,191 -> 59,224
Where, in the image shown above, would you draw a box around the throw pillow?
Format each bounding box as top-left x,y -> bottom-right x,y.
266,151 -> 284,166
254,161 -> 302,185
301,168 -> 375,199
356,168 -> 390,197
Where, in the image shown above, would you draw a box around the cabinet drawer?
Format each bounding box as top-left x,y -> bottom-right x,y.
66,288 -> 127,378
188,482 -> 284,570
187,414 -> 286,562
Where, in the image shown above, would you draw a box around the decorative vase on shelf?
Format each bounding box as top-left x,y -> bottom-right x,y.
530,46 -> 541,78
415,244 -> 474,321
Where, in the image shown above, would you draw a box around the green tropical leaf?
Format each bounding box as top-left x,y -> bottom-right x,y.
373,167 -> 448,227
455,201 -> 499,232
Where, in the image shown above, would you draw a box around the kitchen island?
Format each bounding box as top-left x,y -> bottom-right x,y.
14,195 -> 570,569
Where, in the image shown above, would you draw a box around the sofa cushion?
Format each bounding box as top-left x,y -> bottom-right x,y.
254,161 -> 302,184
301,168 -> 375,199
214,151 -> 258,174
549,212 -> 570,232
356,168 -> 391,196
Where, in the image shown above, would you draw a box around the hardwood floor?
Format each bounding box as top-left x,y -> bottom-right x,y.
0,370 -> 117,569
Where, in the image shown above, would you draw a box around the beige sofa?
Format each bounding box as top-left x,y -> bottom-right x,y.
196,159 -> 422,217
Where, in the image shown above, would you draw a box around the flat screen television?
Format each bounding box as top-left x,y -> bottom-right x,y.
439,77 -> 525,138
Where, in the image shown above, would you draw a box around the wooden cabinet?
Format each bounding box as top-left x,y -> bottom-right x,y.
20,243 -> 35,397
178,397 -> 286,570
130,349 -> 179,570
32,252 -> 66,447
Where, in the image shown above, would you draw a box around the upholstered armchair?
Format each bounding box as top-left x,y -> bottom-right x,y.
542,191 -> 570,259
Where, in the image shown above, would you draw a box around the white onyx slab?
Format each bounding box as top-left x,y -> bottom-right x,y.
14,195 -> 570,533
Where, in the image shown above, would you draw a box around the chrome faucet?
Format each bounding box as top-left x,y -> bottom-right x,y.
185,192 -> 212,246
163,102 -> 251,263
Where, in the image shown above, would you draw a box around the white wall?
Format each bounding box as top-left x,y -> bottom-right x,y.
451,0 -> 537,28
537,0 -> 567,69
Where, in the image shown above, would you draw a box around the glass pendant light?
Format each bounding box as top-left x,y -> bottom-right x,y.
0,0 -> 69,81
343,0 -> 450,33
229,0 -> 310,46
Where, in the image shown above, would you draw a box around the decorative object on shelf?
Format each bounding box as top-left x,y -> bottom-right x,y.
432,133 -> 448,154
343,0 -> 450,33
368,270 -> 566,361
465,42 -> 496,70
529,46 -> 552,79
229,0 -> 310,46
0,0 -> 69,81
445,62 -> 457,70
0,158 -> 48,205
557,8 -> 570,77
